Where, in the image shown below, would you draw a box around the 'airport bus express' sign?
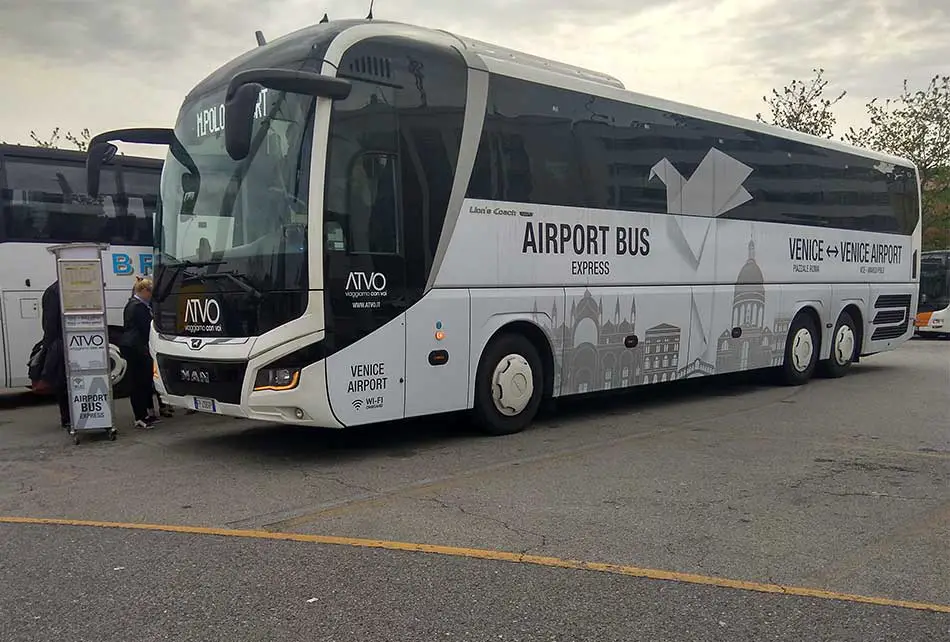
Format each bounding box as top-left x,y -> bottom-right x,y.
55,250 -> 114,432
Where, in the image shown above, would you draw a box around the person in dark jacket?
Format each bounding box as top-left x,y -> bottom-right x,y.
37,280 -> 70,430
133,276 -> 173,420
120,277 -> 158,429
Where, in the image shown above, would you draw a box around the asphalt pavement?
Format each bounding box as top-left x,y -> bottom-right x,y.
1,337 -> 948,640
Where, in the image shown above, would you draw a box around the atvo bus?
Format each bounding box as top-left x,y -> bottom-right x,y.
0,143 -> 161,394
85,19 -> 922,435
916,250 -> 950,337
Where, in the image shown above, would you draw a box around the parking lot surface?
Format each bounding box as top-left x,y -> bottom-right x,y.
1,338 -> 948,640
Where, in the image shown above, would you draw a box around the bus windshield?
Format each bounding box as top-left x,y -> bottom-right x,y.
919,253 -> 950,313
152,88 -> 316,336
156,87 -> 315,284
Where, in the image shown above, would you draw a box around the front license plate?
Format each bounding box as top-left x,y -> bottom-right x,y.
193,397 -> 217,413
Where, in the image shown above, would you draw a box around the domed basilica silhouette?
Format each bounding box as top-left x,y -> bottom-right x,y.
531,234 -> 791,395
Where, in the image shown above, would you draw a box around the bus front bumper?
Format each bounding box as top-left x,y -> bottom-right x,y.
153,355 -> 344,428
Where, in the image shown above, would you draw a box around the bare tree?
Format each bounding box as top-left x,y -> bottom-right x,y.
846,75 -> 950,249
756,68 -> 846,139
29,126 -> 92,151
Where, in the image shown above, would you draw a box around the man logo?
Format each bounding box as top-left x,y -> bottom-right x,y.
352,399 -> 363,410
190,338 -> 203,350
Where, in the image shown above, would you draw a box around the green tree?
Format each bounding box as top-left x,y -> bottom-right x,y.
756,68 -> 846,139
845,75 -> 950,250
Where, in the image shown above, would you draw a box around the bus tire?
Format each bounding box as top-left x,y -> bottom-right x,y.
473,333 -> 543,436
780,312 -> 819,386
819,310 -> 858,378
107,329 -> 131,399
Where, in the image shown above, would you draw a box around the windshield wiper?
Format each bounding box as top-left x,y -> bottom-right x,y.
190,270 -> 264,300
154,259 -> 227,302
170,259 -> 227,269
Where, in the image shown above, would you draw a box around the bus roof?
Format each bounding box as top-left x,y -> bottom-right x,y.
186,19 -> 916,172
0,143 -> 164,169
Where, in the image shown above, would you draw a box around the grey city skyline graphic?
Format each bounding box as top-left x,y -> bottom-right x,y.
531,147 -> 792,394
533,235 -> 791,396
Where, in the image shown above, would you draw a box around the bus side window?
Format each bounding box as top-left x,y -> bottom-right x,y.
1,158 -> 115,243
346,152 -> 399,255
113,166 -> 157,246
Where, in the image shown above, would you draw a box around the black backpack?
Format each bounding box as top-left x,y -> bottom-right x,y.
27,340 -> 46,383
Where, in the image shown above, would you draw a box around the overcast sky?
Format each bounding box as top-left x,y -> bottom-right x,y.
1,0 -> 946,158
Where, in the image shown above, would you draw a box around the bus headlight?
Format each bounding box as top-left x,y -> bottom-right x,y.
253,368 -> 301,391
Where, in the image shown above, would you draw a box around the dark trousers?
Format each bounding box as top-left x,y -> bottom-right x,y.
56,384 -> 70,427
126,353 -> 154,421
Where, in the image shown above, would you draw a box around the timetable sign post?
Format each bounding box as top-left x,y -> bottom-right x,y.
48,243 -> 115,437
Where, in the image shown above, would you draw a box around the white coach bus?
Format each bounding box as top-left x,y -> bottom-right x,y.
0,144 -> 162,394
915,250 -> 950,337
85,19 -> 922,435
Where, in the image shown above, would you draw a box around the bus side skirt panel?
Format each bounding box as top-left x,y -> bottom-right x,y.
403,288 -> 472,419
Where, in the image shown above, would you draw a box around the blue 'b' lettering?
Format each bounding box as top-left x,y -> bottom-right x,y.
139,253 -> 153,275
112,253 -> 133,275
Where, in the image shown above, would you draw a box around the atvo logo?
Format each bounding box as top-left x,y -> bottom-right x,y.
346,271 -> 387,292
69,333 -> 105,348
184,298 -> 221,325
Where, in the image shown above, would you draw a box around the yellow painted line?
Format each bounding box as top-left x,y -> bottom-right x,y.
2,516 -> 949,614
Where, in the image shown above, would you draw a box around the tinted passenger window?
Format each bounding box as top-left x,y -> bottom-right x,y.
470,76 -> 917,235
468,76 -> 586,208
573,97 -> 698,214
345,153 -> 400,255
329,35 -> 469,270
324,79 -> 402,256
1,157 -> 159,244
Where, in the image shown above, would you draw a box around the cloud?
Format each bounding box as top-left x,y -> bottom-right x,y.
0,0 -> 945,152
732,0 -> 947,96
0,1 -> 261,65
0,0 -> 691,65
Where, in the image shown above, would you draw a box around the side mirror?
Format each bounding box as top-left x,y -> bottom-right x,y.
224,67 -> 352,162
179,172 -> 200,219
85,127 -> 176,196
225,83 -> 263,161
86,142 -> 118,197
181,172 -> 199,194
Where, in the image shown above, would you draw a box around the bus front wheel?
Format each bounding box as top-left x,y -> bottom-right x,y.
781,313 -> 819,386
473,333 -> 543,436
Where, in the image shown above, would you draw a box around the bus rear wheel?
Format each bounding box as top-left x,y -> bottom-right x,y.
781,313 -> 819,386
473,333 -> 543,436
819,311 -> 858,378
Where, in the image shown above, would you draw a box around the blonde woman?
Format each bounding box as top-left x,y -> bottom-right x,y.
132,276 -> 173,420
119,276 -> 158,429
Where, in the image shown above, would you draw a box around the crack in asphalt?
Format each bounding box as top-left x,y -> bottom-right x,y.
415,495 -> 548,557
820,491 -> 934,501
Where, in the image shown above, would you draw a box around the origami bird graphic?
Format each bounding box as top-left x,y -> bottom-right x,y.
648,147 -> 755,269
649,148 -> 755,364
648,147 -> 754,217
